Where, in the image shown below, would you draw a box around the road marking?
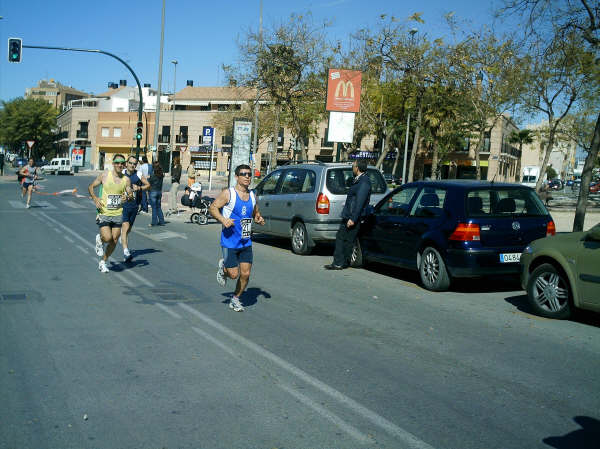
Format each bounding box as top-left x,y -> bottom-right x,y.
156,303 -> 182,319
132,229 -> 188,241
38,211 -> 155,288
190,325 -> 371,443
63,236 -> 74,244
76,245 -> 88,254
61,200 -> 86,209
179,303 -> 435,448
8,200 -> 26,209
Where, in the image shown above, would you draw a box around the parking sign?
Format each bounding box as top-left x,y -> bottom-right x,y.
202,126 -> 214,145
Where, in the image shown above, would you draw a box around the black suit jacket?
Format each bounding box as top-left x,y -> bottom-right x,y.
341,172 -> 372,224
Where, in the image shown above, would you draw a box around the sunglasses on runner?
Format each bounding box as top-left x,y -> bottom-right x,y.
238,172 -> 252,177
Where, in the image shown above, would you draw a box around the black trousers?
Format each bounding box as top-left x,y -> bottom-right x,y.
332,220 -> 360,267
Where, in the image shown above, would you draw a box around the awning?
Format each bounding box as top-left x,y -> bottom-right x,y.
172,100 -> 209,106
211,100 -> 245,105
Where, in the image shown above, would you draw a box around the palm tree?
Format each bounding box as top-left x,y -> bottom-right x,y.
509,129 -> 534,182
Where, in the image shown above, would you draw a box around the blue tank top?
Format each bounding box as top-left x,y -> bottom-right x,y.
123,169 -> 141,209
220,187 -> 256,249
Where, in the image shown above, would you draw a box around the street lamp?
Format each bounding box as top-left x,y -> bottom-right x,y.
170,59 -> 178,174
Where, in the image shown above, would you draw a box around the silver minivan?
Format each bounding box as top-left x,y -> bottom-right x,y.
253,162 -> 388,254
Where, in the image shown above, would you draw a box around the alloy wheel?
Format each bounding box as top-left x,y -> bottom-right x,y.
532,272 -> 569,312
292,225 -> 304,250
423,251 -> 440,285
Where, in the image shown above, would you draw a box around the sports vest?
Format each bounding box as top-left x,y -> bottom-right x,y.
220,187 -> 256,249
100,171 -> 127,217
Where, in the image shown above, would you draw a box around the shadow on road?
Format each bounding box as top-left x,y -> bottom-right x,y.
504,293 -> 600,327
253,234 -> 336,257
221,287 -> 272,309
543,416 -> 600,448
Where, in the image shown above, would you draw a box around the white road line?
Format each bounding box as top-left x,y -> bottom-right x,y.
75,245 -> 88,254
38,211 -> 155,288
156,303 -> 182,319
190,327 -> 370,443
8,200 -> 26,209
61,200 -> 86,209
178,303 -> 435,449
63,236 -> 74,244
113,272 -> 135,287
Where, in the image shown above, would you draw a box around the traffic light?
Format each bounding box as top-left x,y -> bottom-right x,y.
8,38 -> 22,63
135,121 -> 143,140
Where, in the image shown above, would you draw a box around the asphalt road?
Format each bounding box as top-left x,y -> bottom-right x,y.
1,174 -> 599,449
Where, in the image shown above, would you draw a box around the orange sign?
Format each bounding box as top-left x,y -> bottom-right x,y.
326,69 -> 361,113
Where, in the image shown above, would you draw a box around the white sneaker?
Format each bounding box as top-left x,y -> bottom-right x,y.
98,260 -> 109,273
95,234 -> 104,256
229,296 -> 244,312
25,204 -> 30,209
123,248 -> 133,262
216,258 -> 226,287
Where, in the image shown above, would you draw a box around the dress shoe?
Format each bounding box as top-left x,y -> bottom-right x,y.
324,264 -> 345,270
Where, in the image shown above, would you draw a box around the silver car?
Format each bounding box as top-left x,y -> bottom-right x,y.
253,162 -> 389,254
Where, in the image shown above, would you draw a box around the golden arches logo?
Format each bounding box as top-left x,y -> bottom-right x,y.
335,80 -> 354,98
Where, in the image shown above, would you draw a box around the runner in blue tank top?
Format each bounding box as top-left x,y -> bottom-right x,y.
209,164 -> 265,312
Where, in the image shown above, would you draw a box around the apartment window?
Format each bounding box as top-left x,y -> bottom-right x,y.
101,127 -> 110,137
179,126 -> 188,136
483,131 -> 491,152
113,127 -> 122,137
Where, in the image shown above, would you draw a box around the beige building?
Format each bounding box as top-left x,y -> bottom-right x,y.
520,122 -> 577,180
25,79 -> 89,111
55,98 -> 100,168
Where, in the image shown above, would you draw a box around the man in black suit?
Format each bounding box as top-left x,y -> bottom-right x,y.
324,159 -> 371,270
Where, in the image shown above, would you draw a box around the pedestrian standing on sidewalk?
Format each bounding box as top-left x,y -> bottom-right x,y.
139,156 -> 152,213
167,156 -> 182,216
148,161 -> 166,226
88,154 -> 133,273
324,159 -> 372,270
209,164 -> 265,312
19,158 -> 38,209
121,155 -> 150,262
187,163 -> 196,187
0,153 -> 5,176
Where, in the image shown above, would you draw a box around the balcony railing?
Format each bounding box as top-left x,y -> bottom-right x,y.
55,131 -> 69,141
158,135 -> 170,143
76,130 -> 88,139
176,135 -> 188,144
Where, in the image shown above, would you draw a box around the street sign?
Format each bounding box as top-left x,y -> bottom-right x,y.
202,126 -> 214,145
26,140 -> 35,149
71,148 -> 84,167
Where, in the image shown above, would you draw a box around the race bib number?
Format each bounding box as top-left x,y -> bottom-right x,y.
106,194 -> 122,210
241,218 -> 252,239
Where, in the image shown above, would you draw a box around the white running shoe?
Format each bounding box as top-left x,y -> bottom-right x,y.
229,296 -> 244,312
25,204 -> 30,209
216,258 -> 226,287
95,234 -> 104,256
123,248 -> 133,263
98,259 -> 109,273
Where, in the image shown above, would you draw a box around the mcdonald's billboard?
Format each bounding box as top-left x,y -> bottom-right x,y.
326,69 -> 361,113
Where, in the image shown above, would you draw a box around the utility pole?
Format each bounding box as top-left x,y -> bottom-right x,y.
252,0 -> 263,179
170,59 -> 178,174
402,113 -> 410,184
152,0 -> 166,162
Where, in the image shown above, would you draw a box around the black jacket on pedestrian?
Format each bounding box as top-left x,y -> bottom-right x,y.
171,165 -> 182,183
341,172 -> 372,224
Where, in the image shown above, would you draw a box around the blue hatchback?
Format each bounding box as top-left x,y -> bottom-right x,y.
352,180 -> 555,291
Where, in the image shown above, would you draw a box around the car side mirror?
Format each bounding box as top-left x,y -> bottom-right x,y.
585,228 -> 600,242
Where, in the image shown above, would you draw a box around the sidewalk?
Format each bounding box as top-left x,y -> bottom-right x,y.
547,208 -> 600,233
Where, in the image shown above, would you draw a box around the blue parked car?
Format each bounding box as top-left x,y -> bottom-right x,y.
352,180 -> 556,291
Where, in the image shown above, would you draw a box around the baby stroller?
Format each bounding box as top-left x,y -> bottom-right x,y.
181,182 -> 214,225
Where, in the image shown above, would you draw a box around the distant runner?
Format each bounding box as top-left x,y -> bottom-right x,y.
88,154 -> 132,273
209,164 -> 265,312
121,155 -> 150,262
19,158 -> 38,209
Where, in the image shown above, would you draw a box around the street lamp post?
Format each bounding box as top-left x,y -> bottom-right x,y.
169,59 -> 177,174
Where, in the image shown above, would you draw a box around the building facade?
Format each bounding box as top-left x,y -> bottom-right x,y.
25,79 -> 89,110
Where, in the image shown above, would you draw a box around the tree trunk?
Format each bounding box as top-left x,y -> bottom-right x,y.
270,106 -> 280,172
573,111 -> 600,232
431,138 -> 440,180
375,127 -> 395,169
475,129 -> 485,180
391,147 -> 401,179
407,104 -> 422,182
535,122 -> 556,192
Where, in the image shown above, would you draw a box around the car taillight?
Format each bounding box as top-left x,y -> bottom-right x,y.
449,223 -> 481,241
316,193 -> 330,214
546,221 -> 556,236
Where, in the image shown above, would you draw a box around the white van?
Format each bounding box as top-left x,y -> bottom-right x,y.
42,157 -> 73,175
521,165 -> 542,188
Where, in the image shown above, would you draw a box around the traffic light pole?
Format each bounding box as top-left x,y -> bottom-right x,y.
22,44 -> 144,158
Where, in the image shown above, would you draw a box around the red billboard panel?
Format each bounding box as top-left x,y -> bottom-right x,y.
326,69 -> 361,113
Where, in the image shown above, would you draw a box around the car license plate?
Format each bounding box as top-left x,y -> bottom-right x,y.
499,253 -> 521,263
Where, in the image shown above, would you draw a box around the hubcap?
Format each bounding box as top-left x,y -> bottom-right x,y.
293,226 -> 304,249
423,251 -> 439,284
533,272 -> 568,312
351,244 -> 358,263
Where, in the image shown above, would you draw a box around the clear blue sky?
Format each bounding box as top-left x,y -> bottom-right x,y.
1,0 -> 508,102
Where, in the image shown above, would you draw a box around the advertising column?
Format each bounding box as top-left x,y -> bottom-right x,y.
228,119 -> 252,187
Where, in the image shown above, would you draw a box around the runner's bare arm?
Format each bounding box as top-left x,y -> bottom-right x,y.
139,176 -> 151,191
123,176 -> 133,200
253,203 -> 265,226
88,174 -> 104,209
209,189 -> 234,228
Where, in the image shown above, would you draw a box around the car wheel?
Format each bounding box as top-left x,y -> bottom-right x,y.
419,247 -> 450,292
190,212 -> 200,224
291,221 -> 311,255
526,263 -> 572,319
198,214 -> 208,225
350,239 -> 363,267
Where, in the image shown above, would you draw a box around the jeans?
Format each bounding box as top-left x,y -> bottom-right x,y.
332,220 -> 360,267
140,190 -> 149,212
168,181 -> 179,213
149,190 -> 165,225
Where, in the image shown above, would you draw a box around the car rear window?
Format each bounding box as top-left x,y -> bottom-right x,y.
466,188 -> 548,217
326,168 -> 387,195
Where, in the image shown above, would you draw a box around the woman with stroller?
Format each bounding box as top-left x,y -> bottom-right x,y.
148,161 -> 166,226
